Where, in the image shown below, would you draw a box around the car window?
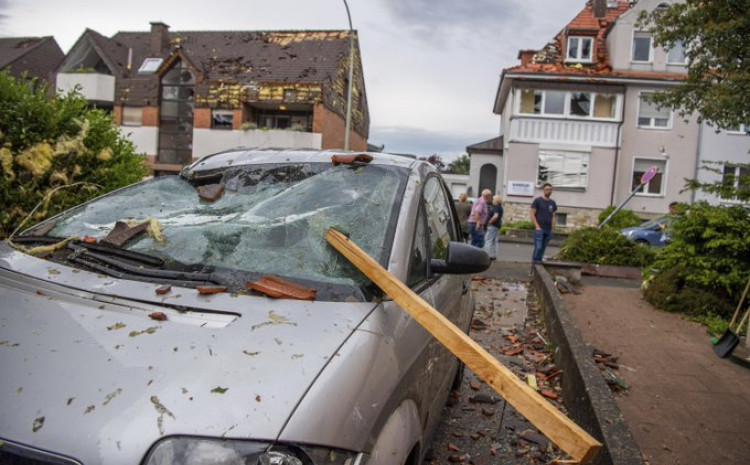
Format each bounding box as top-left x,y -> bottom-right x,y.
423,176 -> 455,261
407,204 -> 429,288
35,162 -> 408,297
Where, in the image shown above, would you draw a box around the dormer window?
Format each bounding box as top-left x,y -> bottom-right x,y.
138,58 -> 164,74
566,36 -> 593,62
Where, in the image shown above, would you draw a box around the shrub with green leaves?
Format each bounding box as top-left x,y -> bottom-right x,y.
644,202 -> 750,310
0,72 -> 147,238
557,227 -> 657,267
597,206 -> 642,230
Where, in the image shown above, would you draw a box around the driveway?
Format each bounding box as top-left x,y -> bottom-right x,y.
563,278 -> 750,465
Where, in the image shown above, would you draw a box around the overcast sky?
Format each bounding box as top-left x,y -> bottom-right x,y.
0,0 -> 586,160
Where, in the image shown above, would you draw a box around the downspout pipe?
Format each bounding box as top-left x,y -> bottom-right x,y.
610,96 -> 626,206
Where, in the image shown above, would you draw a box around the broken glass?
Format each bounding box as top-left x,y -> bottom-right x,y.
41,162 -> 408,297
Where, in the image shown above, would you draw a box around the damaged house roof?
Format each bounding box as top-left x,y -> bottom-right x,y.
59,25 -> 368,134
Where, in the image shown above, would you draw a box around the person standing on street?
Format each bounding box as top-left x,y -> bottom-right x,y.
454,193 -> 472,242
484,195 -> 504,260
468,189 -> 492,248
530,183 -> 556,264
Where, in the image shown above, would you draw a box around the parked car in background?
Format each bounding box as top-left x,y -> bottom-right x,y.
0,148 -> 489,465
621,216 -> 671,246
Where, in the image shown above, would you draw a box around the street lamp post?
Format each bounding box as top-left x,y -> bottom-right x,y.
342,0 -> 354,151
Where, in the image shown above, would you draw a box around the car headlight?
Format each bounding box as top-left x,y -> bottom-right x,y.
143,437 -> 366,465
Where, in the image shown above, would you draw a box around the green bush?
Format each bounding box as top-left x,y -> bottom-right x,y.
644,202 -> 750,308
597,206 -> 642,230
557,227 -> 657,267
0,72 -> 147,238
506,220 -> 534,230
643,266 -> 733,319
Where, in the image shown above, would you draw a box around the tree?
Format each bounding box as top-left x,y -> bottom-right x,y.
0,72 -> 148,238
637,0 -> 750,129
421,154 -> 447,172
447,154 -> 470,175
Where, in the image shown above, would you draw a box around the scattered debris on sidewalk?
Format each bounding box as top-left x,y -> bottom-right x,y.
592,347 -> 630,392
424,279 -> 574,465
554,275 -> 580,294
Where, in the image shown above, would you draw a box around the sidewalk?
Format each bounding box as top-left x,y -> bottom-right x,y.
562,278 -> 750,465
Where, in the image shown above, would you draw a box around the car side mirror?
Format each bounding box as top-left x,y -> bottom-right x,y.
430,242 -> 491,275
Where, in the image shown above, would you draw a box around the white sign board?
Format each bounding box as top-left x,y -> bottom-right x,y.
507,180 -> 535,197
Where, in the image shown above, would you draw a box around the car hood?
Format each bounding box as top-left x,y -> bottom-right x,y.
0,244 -> 377,464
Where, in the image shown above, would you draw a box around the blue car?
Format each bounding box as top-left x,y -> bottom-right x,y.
621,217 -> 671,247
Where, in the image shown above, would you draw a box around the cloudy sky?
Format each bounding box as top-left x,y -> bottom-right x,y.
0,0 -> 586,160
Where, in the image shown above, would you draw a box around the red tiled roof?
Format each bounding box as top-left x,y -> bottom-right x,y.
504,1 -> 684,82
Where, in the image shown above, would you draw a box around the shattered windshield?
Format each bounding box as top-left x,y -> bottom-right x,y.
36,162 -> 408,299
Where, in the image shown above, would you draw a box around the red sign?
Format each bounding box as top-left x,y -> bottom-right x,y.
641,165 -> 659,185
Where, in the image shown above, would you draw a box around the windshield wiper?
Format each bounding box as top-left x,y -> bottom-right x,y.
66,243 -> 225,288
12,236 -> 165,267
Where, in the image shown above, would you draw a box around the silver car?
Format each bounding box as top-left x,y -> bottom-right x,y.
0,149 -> 489,465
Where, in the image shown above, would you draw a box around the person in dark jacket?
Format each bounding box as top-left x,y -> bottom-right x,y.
530,183 -> 556,264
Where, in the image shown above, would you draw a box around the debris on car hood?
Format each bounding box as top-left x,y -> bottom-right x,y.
248,275 -> 317,300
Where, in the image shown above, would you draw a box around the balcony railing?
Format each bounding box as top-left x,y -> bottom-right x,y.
510,118 -> 620,148
56,73 -> 115,103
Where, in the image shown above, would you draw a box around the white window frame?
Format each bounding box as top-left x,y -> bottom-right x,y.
721,164 -> 750,203
637,92 -> 672,129
121,106 -> 142,127
666,39 -> 687,65
211,110 -> 235,130
726,124 -> 749,135
632,158 -> 667,197
566,36 -> 594,63
632,32 -> 653,63
138,58 -> 163,74
516,89 -> 621,121
537,149 -> 590,189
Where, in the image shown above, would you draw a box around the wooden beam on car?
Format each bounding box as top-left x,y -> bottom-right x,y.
325,229 -> 601,464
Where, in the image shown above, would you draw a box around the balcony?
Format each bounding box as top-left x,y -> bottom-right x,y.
510,118 -> 620,148
56,73 -> 115,103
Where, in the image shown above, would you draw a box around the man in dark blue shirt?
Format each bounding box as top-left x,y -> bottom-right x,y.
530,183 -> 557,264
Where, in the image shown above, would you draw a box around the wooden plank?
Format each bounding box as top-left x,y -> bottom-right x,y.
326,229 -> 601,464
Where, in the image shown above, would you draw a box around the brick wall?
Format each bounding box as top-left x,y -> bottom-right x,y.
503,201 -> 601,229
194,108 -> 211,129
312,104 -> 366,151
143,107 -> 159,127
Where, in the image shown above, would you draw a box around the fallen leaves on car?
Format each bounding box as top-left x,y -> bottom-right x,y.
211,386 -> 229,394
107,322 -> 126,331
129,327 -> 159,337
150,396 -> 175,436
149,312 -> 168,321
32,416 -> 44,432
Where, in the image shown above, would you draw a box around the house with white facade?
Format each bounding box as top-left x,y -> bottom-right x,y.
55,23 -> 369,174
491,0 -> 703,227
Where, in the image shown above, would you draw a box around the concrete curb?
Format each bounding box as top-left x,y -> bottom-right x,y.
532,264 -> 644,465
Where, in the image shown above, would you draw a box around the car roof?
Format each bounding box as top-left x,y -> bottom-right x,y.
183,148 -> 418,177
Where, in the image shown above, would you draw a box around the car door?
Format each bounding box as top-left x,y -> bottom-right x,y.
405,174 -> 469,437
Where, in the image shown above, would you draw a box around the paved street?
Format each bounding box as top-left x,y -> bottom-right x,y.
495,240 -> 560,264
